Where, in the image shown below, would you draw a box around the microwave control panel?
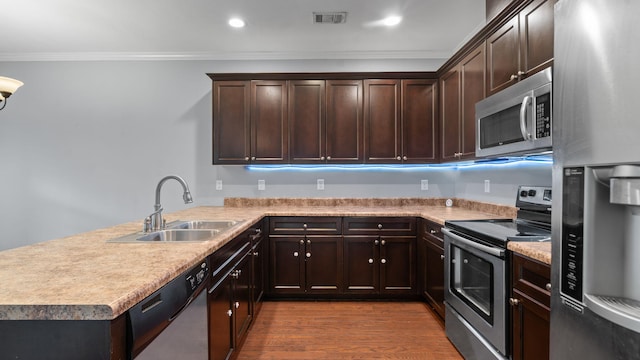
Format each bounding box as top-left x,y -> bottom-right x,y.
535,92 -> 552,139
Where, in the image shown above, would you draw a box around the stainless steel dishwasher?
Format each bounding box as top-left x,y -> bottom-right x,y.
128,258 -> 210,360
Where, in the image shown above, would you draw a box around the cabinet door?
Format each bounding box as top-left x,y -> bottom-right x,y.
305,236 -> 343,294
364,79 -> 402,163
289,80 -> 326,163
402,79 -> 438,163
233,254 -> 253,347
460,44 -> 486,158
380,236 -> 416,294
213,81 -> 251,164
251,80 -> 288,163
208,275 -> 234,360
251,238 -> 266,314
439,67 -> 461,161
269,236 -> 305,294
343,236 -> 379,294
512,289 -> 550,360
424,237 -> 445,318
519,0 -> 554,77
486,15 -> 520,95
326,80 -> 363,163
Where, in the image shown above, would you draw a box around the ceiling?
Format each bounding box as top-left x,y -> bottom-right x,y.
0,0 -> 486,62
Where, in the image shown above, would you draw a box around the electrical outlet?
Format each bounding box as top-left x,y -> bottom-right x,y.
258,179 -> 265,191
421,179 -> 429,191
215,180 -> 223,190
484,180 -> 490,193
317,179 -> 325,190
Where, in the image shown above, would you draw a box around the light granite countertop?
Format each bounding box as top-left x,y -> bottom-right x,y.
0,198 -> 549,321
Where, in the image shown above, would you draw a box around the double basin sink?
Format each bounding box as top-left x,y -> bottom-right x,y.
108,220 -> 244,243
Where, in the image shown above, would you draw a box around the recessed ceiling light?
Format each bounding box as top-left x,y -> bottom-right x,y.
228,18 -> 246,28
382,16 -> 402,26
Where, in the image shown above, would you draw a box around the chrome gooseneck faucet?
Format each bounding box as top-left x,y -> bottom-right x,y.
144,175 -> 193,232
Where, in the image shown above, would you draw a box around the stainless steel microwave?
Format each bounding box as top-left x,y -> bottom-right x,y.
475,67 -> 552,158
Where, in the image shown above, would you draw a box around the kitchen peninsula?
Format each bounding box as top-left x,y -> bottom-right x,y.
0,198 -> 550,359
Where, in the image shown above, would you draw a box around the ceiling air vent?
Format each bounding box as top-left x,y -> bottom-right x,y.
313,12 -> 347,24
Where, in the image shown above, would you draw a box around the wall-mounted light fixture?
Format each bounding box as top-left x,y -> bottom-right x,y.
0,76 -> 24,110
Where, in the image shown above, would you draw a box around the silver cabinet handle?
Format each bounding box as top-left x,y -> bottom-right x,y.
396,156 -> 401,161
227,309 -> 233,317
293,251 -> 299,257
244,156 -> 250,161
235,301 -> 240,309
440,255 -> 445,260
299,239 -> 304,244
320,156 -> 325,160
251,156 -> 256,161
381,240 -> 386,246
381,259 -> 387,264
509,298 -> 520,306
306,252 -> 311,258
378,224 -> 383,229
253,251 -> 259,256
374,239 -> 380,245
327,156 -> 331,160
403,156 -> 408,161
368,258 -> 374,264
546,283 -> 552,291
303,223 -> 308,229
463,259 -> 469,264
430,229 -> 437,234
510,74 -> 518,81
307,239 -> 311,245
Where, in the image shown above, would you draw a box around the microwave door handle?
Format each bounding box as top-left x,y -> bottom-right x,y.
519,95 -> 532,140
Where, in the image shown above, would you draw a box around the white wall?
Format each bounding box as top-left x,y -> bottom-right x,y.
0,59 -> 550,251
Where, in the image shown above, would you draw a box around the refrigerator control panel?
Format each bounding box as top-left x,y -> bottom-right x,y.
561,167 -> 585,306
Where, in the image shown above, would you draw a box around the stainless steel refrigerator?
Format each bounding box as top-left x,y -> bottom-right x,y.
552,0 -> 640,358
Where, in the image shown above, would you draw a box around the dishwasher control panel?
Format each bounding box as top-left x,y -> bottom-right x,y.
185,259 -> 210,294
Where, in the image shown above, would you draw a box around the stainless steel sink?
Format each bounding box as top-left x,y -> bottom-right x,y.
107,219 -> 244,243
137,229 -> 220,242
166,220 -> 243,230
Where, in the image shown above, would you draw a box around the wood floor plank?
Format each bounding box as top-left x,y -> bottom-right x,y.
236,301 -> 463,360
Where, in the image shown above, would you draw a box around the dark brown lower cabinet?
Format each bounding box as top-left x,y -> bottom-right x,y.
343,235 -> 416,295
418,219 -> 445,319
510,252 -> 551,360
269,235 -> 343,295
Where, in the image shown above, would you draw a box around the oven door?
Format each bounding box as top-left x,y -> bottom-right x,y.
443,227 -> 508,356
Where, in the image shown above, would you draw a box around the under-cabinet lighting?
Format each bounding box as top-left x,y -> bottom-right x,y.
245,156 -> 553,172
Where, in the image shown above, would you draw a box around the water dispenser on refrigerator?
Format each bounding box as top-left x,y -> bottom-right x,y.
561,165 -> 640,332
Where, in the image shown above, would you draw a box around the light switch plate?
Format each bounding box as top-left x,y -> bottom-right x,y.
258,179 -> 266,191
317,179 -> 325,190
421,179 -> 429,191
215,180 -> 223,190
484,180 -> 490,193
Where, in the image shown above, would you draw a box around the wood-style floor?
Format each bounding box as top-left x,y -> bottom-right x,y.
236,301 -> 463,359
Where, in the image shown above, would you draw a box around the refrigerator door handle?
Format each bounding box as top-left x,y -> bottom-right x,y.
520,95 -> 532,140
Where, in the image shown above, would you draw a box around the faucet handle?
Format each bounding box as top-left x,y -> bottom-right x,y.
143,217 -> 152,233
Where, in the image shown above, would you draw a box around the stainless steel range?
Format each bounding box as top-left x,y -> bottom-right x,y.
443,185 -> 551,360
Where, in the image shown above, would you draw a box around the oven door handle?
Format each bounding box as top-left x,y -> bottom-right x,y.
442,228 -> 505,258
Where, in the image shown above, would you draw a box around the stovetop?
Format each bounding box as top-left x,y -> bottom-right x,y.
445,185 -> 552,248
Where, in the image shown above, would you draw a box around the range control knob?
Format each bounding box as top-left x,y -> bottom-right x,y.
520,190 -> 528,197
528,189 -> 537,197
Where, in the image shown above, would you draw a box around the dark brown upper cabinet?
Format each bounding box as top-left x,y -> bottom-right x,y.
325,80 -> 364,163
289,79 -> 364,164
250,80 -> 288,163
486,0 -> 555,95
440,44 -> 486,162
289,80 -> 326,163
213,81 -> 251,164
212,80 -> 288,164
364,79 -> 437,163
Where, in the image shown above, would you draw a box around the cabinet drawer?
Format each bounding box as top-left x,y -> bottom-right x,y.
343,217 -> 416,235
420,219 -> 443,240
512,253 -> 550,307
269,216 -> 342,235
